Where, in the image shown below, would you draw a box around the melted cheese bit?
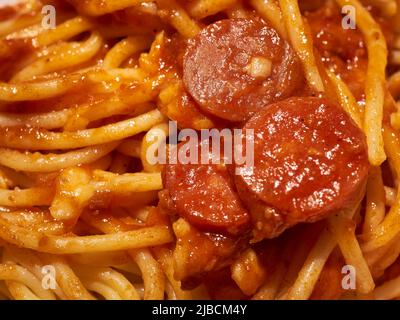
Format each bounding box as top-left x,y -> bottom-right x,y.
245,56 -> 272,79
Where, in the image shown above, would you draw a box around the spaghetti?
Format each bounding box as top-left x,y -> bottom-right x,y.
0,0 -> 399,300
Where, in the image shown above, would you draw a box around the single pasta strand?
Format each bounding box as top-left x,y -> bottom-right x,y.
103,36 -> 153,69
91,171 -> 163,193
362,125 -> 400,251
0,142 -> 119,172
36,17 -> 93,47
0,109 -> 70,129
336,0 -> 387,165
38,226 -> 173,254
385,186 -> 397,206
12,32 -> 104,82
141,123 -> 169,173
187,0 -> 237,19
250,0 -> 287,37
68,0 -> 152,16
286,229 -> 337,300
0,73 -> 84,101
363,166 -> 386,235
278,0 -> 324,92
326,69 -> 364,129
0,188 -> 54,207
0,109 -> 165,150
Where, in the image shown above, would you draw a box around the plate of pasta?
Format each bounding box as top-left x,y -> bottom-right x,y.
0,0 -> 399,301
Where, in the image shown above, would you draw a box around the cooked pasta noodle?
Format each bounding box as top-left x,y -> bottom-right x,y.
0,0 -> 399,301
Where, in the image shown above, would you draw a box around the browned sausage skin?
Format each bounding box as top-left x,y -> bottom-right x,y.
162,137 -> 251,236
234,97 -> 369,241
183,18 -> 303,122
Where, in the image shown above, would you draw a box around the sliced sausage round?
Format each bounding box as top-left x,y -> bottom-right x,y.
183,18 -> 303,122
156,34 -> 220,129
163,138 -> 250,236
234,97 -> 369,240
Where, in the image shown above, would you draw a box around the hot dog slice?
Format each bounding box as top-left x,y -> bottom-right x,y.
183,18 -> 303,122
234,97 -> 369,240
163,138 -> 250,236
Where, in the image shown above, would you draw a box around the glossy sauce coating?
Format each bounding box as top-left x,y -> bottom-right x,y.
234,97 -> 369,240
310,248 -> 345,300
163,138 -> 250,236
154,34 -> 218,129
158,80 -> 217,130
306,4 -> 367,101
183,18 -> 303,122
171,217 -> 245,286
